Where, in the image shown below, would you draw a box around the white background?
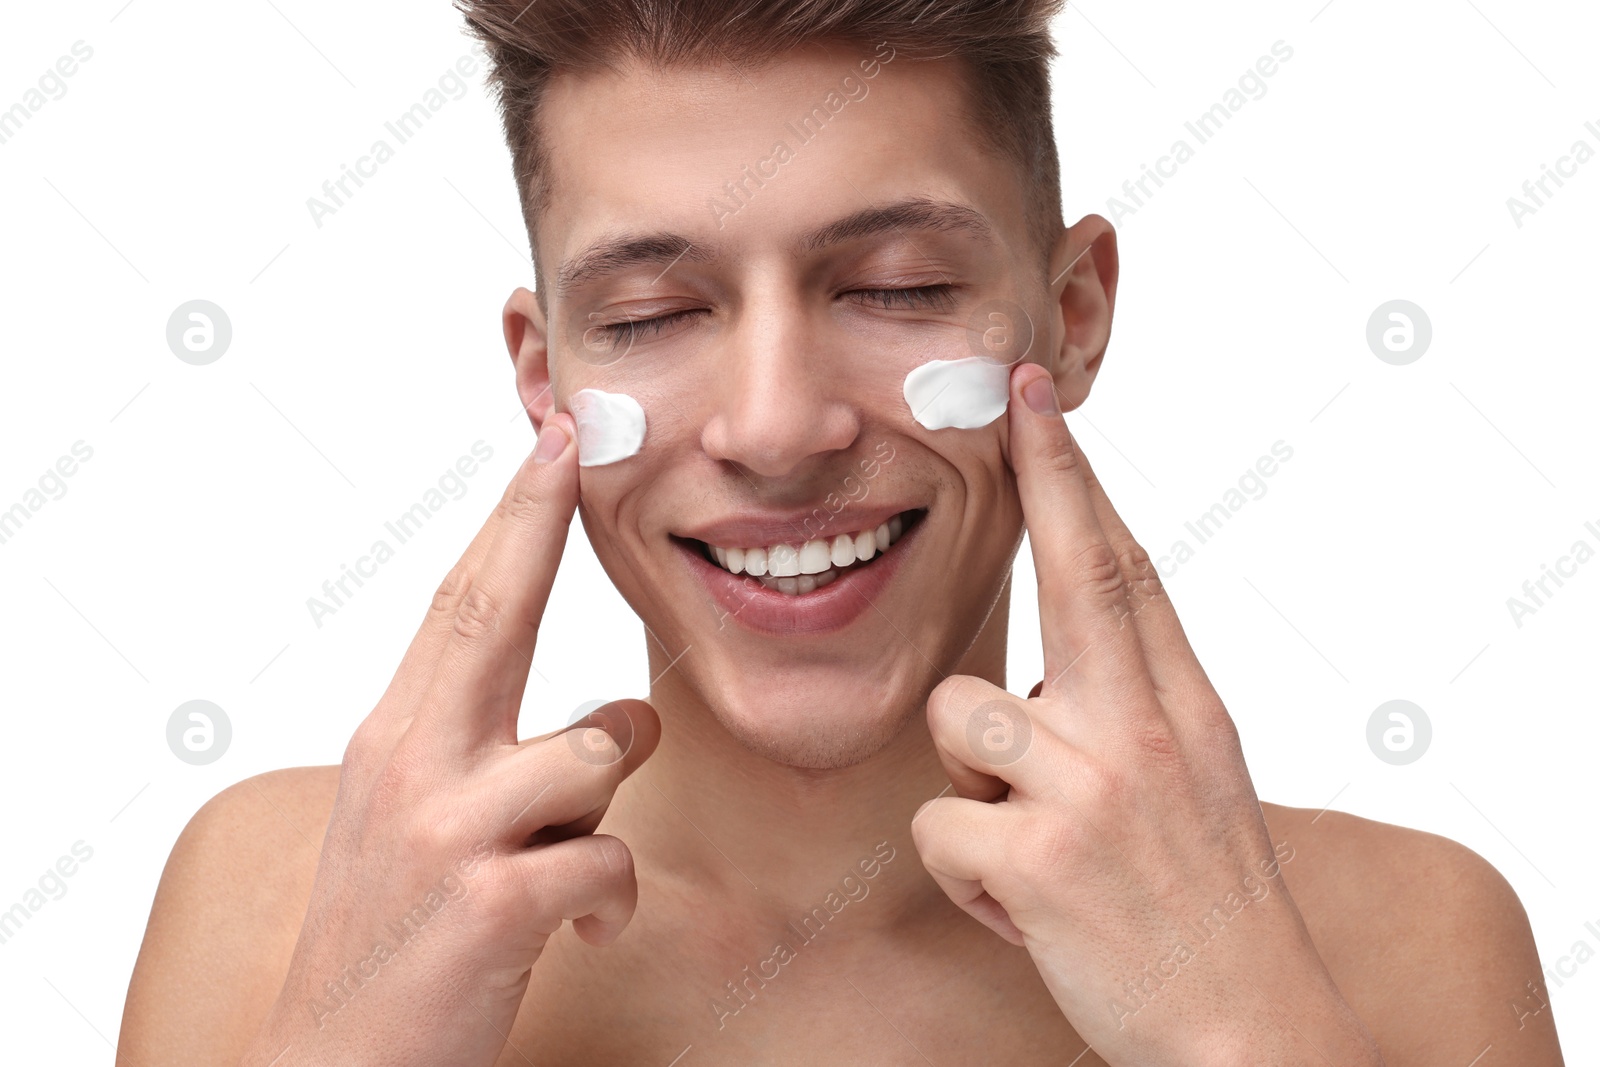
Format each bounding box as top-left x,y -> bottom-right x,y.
1,0 -> 1595,1061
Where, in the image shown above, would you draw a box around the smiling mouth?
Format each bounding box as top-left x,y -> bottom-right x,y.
679,508 -> 926,596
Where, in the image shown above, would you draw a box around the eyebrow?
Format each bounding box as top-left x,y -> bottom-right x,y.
553,197 -> 997,297
796,197 -> 996,254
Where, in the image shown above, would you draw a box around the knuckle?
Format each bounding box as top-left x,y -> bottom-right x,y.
499,480 -> 549,528
1071,540 -> 1124,593
925,675 -> 965,723
405,798 -> 474,857
453,585 -> 503,643
1193,698 -> 1244,756
1074,757 -> 1131,813
341,716 -> 384,774
1054,540 -> 1125,609
1112,536 -> 1167,610
431,564 -> 471,621
1110,536 -> 1157,587
1036,421 -> 1084,477
1008,814 -> 1086,880
518,836 -> 633,917
1078,461 -> 1105,495
366,738 -> 434,819
1193,695 -> 1236,733
404,817 -> 452,859
909,800 -> 948,853
1126,719 -> 1184,769
926,674 -> 984,728
585,834 -> 635,884
468,855 -> 524,909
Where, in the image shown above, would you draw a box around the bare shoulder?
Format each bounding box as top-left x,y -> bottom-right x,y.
1261,801 -> 1566,1065
118,765 -> 342,1066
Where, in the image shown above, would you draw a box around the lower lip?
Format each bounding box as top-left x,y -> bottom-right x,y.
678,519 -> 920,637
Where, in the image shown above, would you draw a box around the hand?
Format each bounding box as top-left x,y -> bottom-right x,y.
239,414 -> 660,1067
911,365 -> 1384,1066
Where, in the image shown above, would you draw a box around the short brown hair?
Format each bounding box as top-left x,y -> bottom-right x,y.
456,0 -> 1067,296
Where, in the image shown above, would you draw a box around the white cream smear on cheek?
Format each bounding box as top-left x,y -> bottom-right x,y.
568,388 -> 647,467
902,358 -> 1011,430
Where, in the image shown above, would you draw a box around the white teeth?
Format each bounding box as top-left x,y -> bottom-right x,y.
798,540 -> 832,575
704,512 -> 915,587
768,543 -> 800,577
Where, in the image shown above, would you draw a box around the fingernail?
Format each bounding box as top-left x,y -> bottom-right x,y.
532,421 -> 569,464
1022,373 -> 1059,415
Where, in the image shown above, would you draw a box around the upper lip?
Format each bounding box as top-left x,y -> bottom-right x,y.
675,505 -> 922,549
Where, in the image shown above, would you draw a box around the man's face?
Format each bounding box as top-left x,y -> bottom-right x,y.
524,43 -> 1067,768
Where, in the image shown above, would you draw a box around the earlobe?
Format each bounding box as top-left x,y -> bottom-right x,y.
503,286 -> 554,429
1048,215 -> 1120,412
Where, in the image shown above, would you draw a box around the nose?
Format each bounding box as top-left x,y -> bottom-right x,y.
699,297 -> 860,480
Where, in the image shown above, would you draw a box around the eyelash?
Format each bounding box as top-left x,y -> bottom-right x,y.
589,310 -> 700,352
587,285 -> 959,351
851,284 -> 959,313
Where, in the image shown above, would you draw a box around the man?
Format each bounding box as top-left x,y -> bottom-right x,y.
118,1 -> 1566,1063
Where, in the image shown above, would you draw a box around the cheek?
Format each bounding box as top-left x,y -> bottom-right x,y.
935,425 -> 1022,550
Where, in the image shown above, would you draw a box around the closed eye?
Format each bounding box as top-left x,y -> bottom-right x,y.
585,309 -> 706,353
848,285 -> 959,312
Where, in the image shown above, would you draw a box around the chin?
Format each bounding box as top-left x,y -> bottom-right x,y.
705,669 -> 929,771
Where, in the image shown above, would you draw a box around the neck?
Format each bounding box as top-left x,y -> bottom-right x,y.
604,581 -> 1012,937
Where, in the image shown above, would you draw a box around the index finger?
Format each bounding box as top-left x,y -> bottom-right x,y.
414,414 -> 581,752
1071,437 -> 1211,703
1006,363 -> 1153,707
374,438 -> 555,711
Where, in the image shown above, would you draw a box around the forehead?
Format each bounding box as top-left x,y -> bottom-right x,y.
534,45 -> 1027,283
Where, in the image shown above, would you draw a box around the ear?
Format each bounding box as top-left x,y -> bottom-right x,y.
1046,214 -> 1119,412
504,286 -> 554,430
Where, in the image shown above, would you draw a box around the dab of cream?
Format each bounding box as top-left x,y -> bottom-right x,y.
569,388 -> 647,467
902,358 -> 1010,430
